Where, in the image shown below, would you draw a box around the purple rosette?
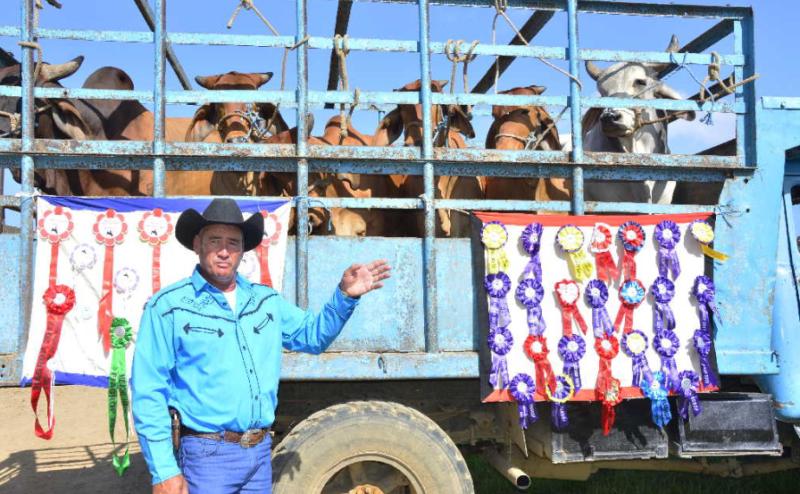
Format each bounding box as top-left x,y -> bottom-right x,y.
654,220 -> 682,280
550,375 -> 574,431
521,222 -> 543,281
488,326 -> 514,390
484,272 -> 512,330
585,279 -> 614,338
640,371 -> 672,428
558,334 -> 586,391
692,275 -> 719,336
621,330 -> 653,388
678,370 -> 703,420
509,373 -> 538,429
516,278 -> 546,336
651,276 -> 676,333
653,330 -> 681,392
693,329 -> 719,388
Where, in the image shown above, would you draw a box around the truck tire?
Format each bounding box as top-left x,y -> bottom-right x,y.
271,400 -> 474,494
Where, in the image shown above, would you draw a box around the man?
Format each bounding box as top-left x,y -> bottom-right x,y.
131,198 -> 391,493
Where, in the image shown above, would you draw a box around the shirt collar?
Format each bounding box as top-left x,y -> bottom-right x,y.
191,265 -> 253,295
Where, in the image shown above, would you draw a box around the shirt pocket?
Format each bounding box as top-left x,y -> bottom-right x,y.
174,312 -> 232,363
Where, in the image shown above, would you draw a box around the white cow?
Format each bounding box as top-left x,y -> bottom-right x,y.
582,35 -> 695,204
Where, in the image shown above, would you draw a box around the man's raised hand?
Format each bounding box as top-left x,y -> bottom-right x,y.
339,259 -> 391,298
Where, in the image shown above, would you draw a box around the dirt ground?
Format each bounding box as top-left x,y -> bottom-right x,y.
0,386 -> 151,494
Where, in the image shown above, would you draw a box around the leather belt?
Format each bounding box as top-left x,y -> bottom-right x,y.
180,425 -> 271,449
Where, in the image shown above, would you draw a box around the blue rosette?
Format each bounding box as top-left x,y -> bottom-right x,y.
546,374 -> 575,431
515,278 -> 546,336
520,222 -> 543,281
678,370 -> 703,420
557,334 -> 586,391
640,371 -> 672,428
509,373 -> 538,430
653,330 -> 681,392
693,329 -> 719,388
651,276 -> 676,332
585,279 -> 614,338
484,272 -> 512,331
654,220 -> 681,281
692,275 -> 719,336
487,326 -> 514,390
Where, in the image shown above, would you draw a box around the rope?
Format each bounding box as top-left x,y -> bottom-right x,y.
334,34 -> 359,141
492,0 -> 582,90
227,0 -> 279,36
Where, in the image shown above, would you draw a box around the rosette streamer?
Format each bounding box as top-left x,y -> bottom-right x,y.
622,330 -> 652,388
484,273 -> 512,331
481,221 -> 510,274
520,222 -> 543,281
558,334 -> 586,391
693,329 -> 719,388
594,335 -> 621,435
651,276 -> 676,332
509,373 -> 538,429
556,225 -> 593,281
618,221 -> 645,280
693,275 -> 719,336
654,220 -> 681,280
690,219 -> 729,261
487,326 -> 513,390
614,279 -> 645,334
546,374 -> 575,431
137,208 -> 173,294
654,330 -> 681,392
524,335 -> 557,397
108,317 -> 133,475
585,279 -> 614,338
678,370 -> 703,420
31,285 -> 75,439
590,223 -> 619,284
555,280 -> 588,336
93,209 -> 128,353
641,371 -> 672,428
258,210 -> 282,287
516,278 -> 546,336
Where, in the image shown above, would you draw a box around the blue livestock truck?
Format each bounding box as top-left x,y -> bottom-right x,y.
1,1 -> 800,492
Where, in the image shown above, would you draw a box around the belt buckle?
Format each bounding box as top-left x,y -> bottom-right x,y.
239,428 -> 261,448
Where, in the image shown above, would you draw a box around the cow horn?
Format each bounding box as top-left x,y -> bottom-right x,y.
648,35 -> 681,74
585,61 -> 603,81
39,55 -> 84,82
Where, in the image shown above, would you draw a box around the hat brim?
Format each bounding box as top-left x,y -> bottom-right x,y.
175,208 -> 264,252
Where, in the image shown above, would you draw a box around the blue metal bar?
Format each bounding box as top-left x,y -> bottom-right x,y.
658,19 -> 735,79
296,0 -> 310,309
418,0 -> 438,354
281,351 -> 479,380
152,0 -> 166,197
567,0 -> 584,215
738,15 -> 756,166
16,0 -> 36,383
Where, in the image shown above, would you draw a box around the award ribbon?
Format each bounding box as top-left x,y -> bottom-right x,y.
557,334 -> 585,392
651,276 -> 676,333
38,206 -> 74,286
487,326 -> 513,390
594,334 -> 621,436
484,272 -> 512,331
258,210 -> 283,287
614,279 -> 645,334
590,222 -> 619,284
509,373 -> 538,429
585,279 -> 614,338
641,371 -> 672,428
523,335 -> 557,398
554,280 -> 588,337
137,208 -> 173,294
654,220 -> 681,280
481,221 -> 510,275
692,275 -> 719,336
621,329 -> 653,388
545,374 -> 575,431
617,221 -> 645,280
520,222 -> 543,281
693,329 -> 719,388
678,370 -> 703,420
515,278 -> 546,336
93,209 -> 128,353
556,225 -> 593,282
108,317 -> 133,476
690,219 -> 729,261
654,330 -> 681,392
31,285 -> 75,439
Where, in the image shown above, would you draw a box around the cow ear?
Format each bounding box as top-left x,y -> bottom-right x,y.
194,74 -> 222,89
184,104 -> 216,141
373,107 -> 404,145
527,85 -> 546,95
252,72 -> 273,88
257,103 -> 289,134
431,80 -> 448,92
397,79 -> 421,91
449,107 -> 475,139
51,100 -> 90,140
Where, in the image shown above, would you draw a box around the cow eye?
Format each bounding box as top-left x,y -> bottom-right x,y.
634,79 -> 648,87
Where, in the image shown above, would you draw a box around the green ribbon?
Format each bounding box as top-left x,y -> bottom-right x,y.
108,317 -> 132,476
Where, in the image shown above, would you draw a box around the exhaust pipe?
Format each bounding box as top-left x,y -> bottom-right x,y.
484,448 -> 532,491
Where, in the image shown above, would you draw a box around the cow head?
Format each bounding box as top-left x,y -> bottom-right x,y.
585,35 -> 695,138
374,79 -> 475,147
187,71 -> 289,143
0,56 -> 89,141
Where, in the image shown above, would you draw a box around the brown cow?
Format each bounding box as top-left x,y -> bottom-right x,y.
484,85 -> 570,202
376,79 -> 483,237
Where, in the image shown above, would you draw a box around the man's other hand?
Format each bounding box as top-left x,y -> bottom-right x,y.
340,259 -> 391,298
153,475 -> 188,494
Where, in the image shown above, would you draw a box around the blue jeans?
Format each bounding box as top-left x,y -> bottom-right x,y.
179,434 -> 272,493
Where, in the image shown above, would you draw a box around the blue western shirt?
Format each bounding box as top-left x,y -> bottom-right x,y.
131,267 -> 358,484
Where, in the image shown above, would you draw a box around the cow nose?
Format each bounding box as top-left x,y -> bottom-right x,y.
601,111 -> 621,123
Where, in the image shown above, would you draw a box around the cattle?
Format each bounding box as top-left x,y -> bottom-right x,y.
484,85 -> 570,203
582,35 -> 695,204
376,79 -> 483,237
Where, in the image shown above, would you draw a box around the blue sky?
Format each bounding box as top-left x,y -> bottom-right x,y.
1,0 -> 798,202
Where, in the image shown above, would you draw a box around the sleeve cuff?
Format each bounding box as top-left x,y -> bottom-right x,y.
333,286 -> 359,319
138,436 -> 181,485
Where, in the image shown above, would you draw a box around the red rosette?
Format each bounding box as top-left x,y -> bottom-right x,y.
38,206 -> 74,244
43,285 -> 76,315
594,334 -> 621,436
524,335 -> 557,398
555,279 -> 588,336
524,335 -> 550,362
591,223 -> 619,284
617,221 -> 645,280
590,223 -> 613,253
594,334 -> 620,360
93,209 -> 128,246
137,208 -> 173,246
93,209 -> 127,352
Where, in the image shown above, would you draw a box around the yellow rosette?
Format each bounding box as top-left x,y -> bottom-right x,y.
481,221 -> 510,274
690,220 -> 729,261
556,225 -> 593,281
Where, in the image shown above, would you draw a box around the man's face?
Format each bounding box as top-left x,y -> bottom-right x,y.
193,224 -> 244,286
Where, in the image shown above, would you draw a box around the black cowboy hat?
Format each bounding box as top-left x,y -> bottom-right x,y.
175,198 -> 263,252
